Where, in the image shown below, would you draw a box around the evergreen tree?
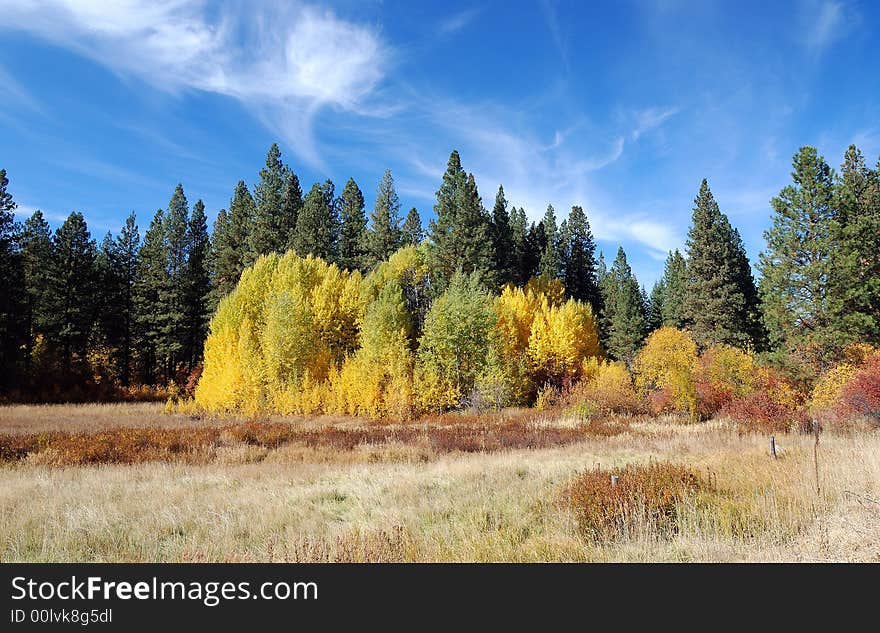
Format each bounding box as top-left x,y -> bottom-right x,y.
539,204 -> 562,279
759,146 -> 842,368
402,207 -> 424,246
281,170 -> 304,252
561,205 -> 601,311
602,247 -> 647,362
427,151 -> 495,291
835,144 -> 880,344
337,178 -> 368,271
509,207 -> 531,285
489,185 -> 515,285
683,179 -> 756,348
184,200 -> 211,370
112,213 -> 140,384
364,169 -> 402,268
44,212 -> 98,370
524,220 -> 545,283
660,250 -> 688,328
209,180 -> 254,306
293,180 -> 337,262
0,168 -> 25,386
19,210 -> 53,367
160,184 -> 190,377
134,210 -> 170,383
648,280 -> 665,332
248,143 -> 289,261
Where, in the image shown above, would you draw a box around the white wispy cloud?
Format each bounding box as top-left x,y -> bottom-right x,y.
0,0 -> 388,167
803,0 -> 859,55
630,106 -> 680,141
438,7 -> 483,36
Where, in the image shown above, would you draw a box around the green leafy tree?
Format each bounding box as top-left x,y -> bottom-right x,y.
364,169 -> 401,268
337,177 -> 368,271
402,207 -> 424,246
416,272 -> 497,410
561,205 -> 601,311
759,146 -> 842,368
293,180 -> 338,262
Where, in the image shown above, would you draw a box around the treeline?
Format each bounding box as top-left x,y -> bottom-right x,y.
1,142 -> 879,401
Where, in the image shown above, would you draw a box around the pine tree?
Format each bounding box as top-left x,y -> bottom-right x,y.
759,146 -> 842,368
683,179 -> 756,348
94,213 -> 140,385
281,170 -> 304,252
835,144 -> 880,344
660,250 -> 688,328
364,169 -> 402,268
509,207 -> 531,285
160,184 -> 190,378
525,221 -> 545,283
184,200 -> 211,370
44,212 -> 98,370
539,204 -> 562,279
602,247 -> 647,363
19,210 -> 53,367
490,185 -> 514,285
293,180 -> 338,262
337,178 -> 368,271
134,210 -> 170,384
209,180 -> 254,306
427,151 -> 495,291
0,169 -> 25,386
248,143 -> 288,262
561,205 -> 601,311
648,280 -> 665,332
402,207 -> 424,246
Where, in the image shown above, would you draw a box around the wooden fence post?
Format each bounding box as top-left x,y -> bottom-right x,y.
770,435 -> 777,459
610,475 -> 619,487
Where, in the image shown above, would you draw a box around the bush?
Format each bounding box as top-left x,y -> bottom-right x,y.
562,462 -> 705,540
694,345 -> 756,419
570,359 -> 643,416
633,327 -> 698,418
722,367 -> 807,433
835,353 -> 880,424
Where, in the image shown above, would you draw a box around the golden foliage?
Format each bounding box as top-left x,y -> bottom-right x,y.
633,327 -> 699,418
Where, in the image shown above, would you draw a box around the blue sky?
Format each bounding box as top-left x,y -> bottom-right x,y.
1,0 -> 878,285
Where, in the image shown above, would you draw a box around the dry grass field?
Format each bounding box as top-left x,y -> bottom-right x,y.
1,402 -> 878,562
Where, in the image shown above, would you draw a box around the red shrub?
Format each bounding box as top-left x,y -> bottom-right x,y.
722,392 -> 808,434
836,355 -> 880,424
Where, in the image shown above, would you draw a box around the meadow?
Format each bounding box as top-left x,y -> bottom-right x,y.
1,402 -> 877,562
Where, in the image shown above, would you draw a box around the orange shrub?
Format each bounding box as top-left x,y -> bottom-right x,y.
562,463 -> 705,540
